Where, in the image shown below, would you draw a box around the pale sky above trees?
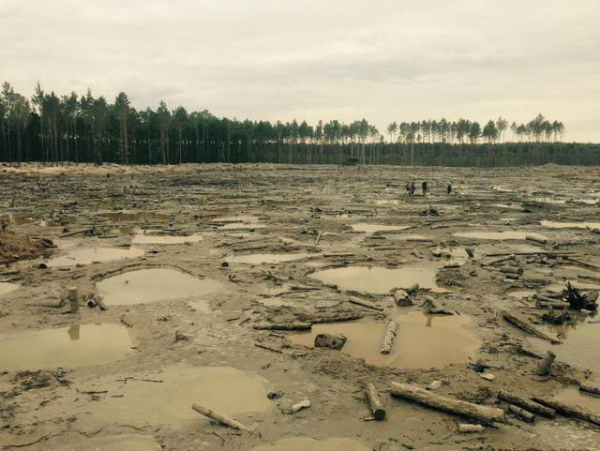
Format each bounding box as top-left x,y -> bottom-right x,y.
1,0 -> 599,142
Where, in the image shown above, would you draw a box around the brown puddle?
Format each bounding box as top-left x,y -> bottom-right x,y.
132,230 -> 203,245
351,223 -> 411,234
251,437 -> 370,451
96,268 -> 224,305
541,221 -> 600,231
0,324 -> 133,371
454,231 -> 548,241
55,435 -> 161,451
0,282 -> 20,297
48,247 -> 145,267
227,253 -> 311,265
83,366 -> 271,427
311,265 -> 444,294
289,311 -> 479,369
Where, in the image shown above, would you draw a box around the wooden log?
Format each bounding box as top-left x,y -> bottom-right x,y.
500,267 -> 524,275
535,351 -> 556,376
393,289 -> 413,307
580,383 -> 600,397
532,397 -> 600,427
314,333 -> 346,350
390,382 -> 506,423
380,320 -> 398,355
309,312 -> 364,324
349,297 -> 384,312
486,255 -> 514,266
364,382 -> 386,420
526,235 -> 547,245
508,404 -> 535,422
501,311 -> 561,344
254,322 -> 312,331
67,286 -> 79,313
497,391 -> 555,418
315,232 -> 323,245
458,424 -> 485,433
96,297 -> 108,311
191,404 -> 254,432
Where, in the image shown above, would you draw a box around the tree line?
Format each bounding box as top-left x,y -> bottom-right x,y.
1,80 -> 596,167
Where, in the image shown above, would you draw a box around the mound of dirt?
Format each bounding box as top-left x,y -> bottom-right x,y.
0,229 -> 55,264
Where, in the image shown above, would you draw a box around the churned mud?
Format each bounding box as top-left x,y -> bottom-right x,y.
0,163 -> 599,451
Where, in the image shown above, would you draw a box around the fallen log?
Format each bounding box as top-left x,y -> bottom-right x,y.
535,351 -> 556,376
508,404 -> 535,423
501,311 -> 561,344
254,322 -> 312,331
526,235 -> 547,245
380,320 -> 398,355
191,404 -> 254,432
580,383 -> 600,397
458,424 -> 485,433
349,297 -> 384,312
364,382 -> 386,420
486,255 -> 514,266
497,391 -> 555,418
390,382 -> 506,423
308,312 -> 364,324
532,397 -> 600,427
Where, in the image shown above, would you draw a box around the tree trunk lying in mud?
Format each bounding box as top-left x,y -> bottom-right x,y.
501,311 -> 561,344
497,391 -> 555,418
532,397 -> 600,427
305,312 -> 364,324
390,382 -> 506,423
507,404 -> 535,422
580,383 -> 600,397
254,322 -> 312,331
192,404 -> 254,432
380,319 -> 398,354
458,424 -> 485,433
364,382 -> 386,420
349,297 -> 384,311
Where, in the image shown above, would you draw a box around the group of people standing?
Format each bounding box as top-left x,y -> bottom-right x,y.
404,181 -> 452,196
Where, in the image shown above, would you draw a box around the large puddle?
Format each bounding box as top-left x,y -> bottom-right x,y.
96,268 -> 223,305
251,437 -> 370,451
454,231 -> 548,241
0,324 -> 133,371
311,265 -> 443,294
83,366 -> 271,426
289,312 -> 479,369
351,224 -> 411,234
227,253 -> 311,265
55,435 -> 161,451
48,247 -> 145,267
132,230 -> 203,245
541,221 -> 600,231
0,282 -> 20,297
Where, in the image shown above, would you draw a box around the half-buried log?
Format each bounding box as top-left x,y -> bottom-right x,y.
390,382 -> 506,423
364,382 -> 386,420
254,322 -> 312,331
497,391 -> 555,418
580,383 -> 600,397
532,397 -> 600,427
507,404 -> 535,423
349,297 -> 384,312
380,320 -> 398,355
501,311 -> 561,344
192,404 -> 254,432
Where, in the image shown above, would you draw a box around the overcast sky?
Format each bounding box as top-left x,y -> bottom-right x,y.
1,0 -> 599,141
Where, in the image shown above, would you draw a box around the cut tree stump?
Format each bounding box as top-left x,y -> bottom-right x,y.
535,351 -> 556,376
390,382 -> 506,423
532,397 -> 600,427
501,311 -> 561,344
191,404 -> 254,432
497,391 -> 555,418
364,382 -> 386,420
68,286 -> 79,314
380,320 -> 398,354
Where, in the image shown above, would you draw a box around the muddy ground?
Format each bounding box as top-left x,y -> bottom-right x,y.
0,163 -> 599,451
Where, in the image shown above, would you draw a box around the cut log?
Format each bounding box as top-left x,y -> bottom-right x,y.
254,322 -> 312,331
458,424 -> 485,433
349,297 -> 384,312
314,333 -> 346,350
380,320 -> 398,354
526,235 -> 547,245
501,311 -> 561,344
532,397 -> 600,427
508,404 -> 535,422
95,297 -> 108,311
535,351 -> 556,376
486,255 -> 514,266
535,299 -> 569,310
308,312 -> 364,324
390,382 -> 506,423
191,404 -> 254,432
393,289 -> 413,307
67,286 -> 79,314
580,383 -> 600,397
364,382 -> 386,420
497,391 -> 555,418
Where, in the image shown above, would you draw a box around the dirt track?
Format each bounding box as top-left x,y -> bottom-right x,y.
1,163 -> 600,451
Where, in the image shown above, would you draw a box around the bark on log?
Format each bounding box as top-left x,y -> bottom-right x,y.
508,404 -> 535,422
458,424 -> 485,433
364,382 -> 386,420
191,404 -> 254,432
390,382 -> 506,423
497,391 -> 555,418
535,351 -> 556,376
501,311 -> 561,344
349,297 -> 384,312
254,322 -> 312,331
532,397 -> 600,427
380,320 -> 398,355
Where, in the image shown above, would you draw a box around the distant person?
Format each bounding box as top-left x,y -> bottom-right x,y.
422,181 -> 428,196
447,184 -> 452,194
410,181 -> 416,196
